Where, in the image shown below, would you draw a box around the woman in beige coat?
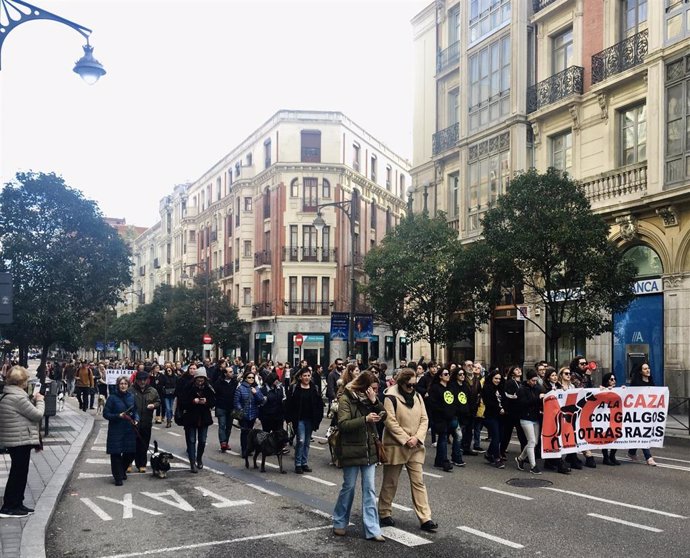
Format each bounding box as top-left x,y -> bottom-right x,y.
0,366 -> 45,518
378,368 -> 438,532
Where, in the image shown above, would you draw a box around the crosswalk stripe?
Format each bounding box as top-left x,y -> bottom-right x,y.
587,513 -> 663,533
303,475 -> 336,486
456,526 -> 524,549
246,483 -> 280,497
392,503 -> 413,512
380,526 -> 432,547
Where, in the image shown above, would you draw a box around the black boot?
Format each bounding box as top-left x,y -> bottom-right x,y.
197,446 -> 205,470
585,455 -> 596,468
610,450 -> 621,466
602,450 -> 613,466
557,460 -> 571,474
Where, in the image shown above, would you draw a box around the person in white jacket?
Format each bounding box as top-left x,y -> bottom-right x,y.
0,366 -> 45,518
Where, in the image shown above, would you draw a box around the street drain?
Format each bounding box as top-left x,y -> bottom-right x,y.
506,478 -> 553,488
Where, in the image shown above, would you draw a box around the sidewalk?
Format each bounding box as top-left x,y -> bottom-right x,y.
0,400 -> 94,558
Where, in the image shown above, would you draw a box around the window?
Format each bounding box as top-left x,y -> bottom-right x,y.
666,0 -> 690,44
302,277 -> 317,308
303,177 -> 318,211
322,226 -> 330,251
243,287 -> 251,306
263,188 -> 271,219
620,104 -> 647,165
448,5 -> 460,45
302,225 -> 317,260
264,230 -> 270,251
448,89 -> 459,126
552,28 -> 574,74
244,197 -> 252,212
467,132 -> 510,232
243,240 -> 252,257
216,178 -> 221,201
371,155 -> 377,182
665,56 -> 690,183
323,178 -> 331,198
386,209 -> 391,233
469,35 -> 511,131
622,0 -> 648,38
551,130 -> 573,172
371,200 -> 377,229
321,277 -> 330,304
228,168 -> 233,186
289,225 -> 298,252
290,178 -> 299,197
246,152 -> 253,166
400,174 -> 405,198
289,277 -> 298,304
623,245 -> 663,277
353,143 -> 360,171
469,0 -> 511,44
264,139 -> 272,169
189,230 -> 196,242
301,130 -> 321,162
386,166 -> 392,190
235,162 -> 240,177
449,173 -> 460,218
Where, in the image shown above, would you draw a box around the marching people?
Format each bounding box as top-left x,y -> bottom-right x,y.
260,372 -> 286,433
427,367 -> 457,472
233,369 -> 265,458
214,365 -> 238,452
450,366 -> 470,467
600,372 -> 621,466
378,367 -> 438,533
285,367 -> 324,474
332,371 -> 386,542
481,369 -> 505,468
159,363 -> 178,428
542,367 -> 571,474
500,365 -> 527,459
75,361 -> 94,411
103,376 -> 138,486
514,370 -> 544,474
628,362 -> 657,466
326,359 -> 343,414
179,368 -> 216,473
130,370 -> 160,473
0,366 -> 45,517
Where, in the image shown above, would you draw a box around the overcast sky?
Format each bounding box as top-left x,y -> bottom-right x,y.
1,0 -> 427,227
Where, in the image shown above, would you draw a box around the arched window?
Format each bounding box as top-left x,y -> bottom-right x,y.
323,179 -> 331,198
290,178 -> 299,197
623,245 -> 663,278
263,187 -> 271,219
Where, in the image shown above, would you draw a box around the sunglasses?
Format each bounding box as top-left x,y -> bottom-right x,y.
404,382 -> 417,388
578,362 -> 587,366
440,372 -> 450,376
245,376 -> 255,380
562,372 -> 571,376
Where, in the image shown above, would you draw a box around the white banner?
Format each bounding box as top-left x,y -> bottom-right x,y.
105,369 -> 131,385
541,386 -> 669,458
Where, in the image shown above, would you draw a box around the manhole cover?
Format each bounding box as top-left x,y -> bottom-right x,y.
506,478 -> 553,488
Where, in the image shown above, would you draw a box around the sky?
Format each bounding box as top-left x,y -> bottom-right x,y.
1,0 -> 428,228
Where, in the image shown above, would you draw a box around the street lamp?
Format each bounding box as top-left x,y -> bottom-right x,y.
0,0 -> 106,83
313,188 -> 359,360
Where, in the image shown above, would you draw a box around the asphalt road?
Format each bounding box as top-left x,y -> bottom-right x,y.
46,408 -> 690,558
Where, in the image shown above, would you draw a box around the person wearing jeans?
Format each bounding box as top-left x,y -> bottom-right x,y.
481,370 -> 505,469
515,370 -> 544,474
214,367 -> 238,451
179,369 -> 216,473
285,367 -> 323,474
628,362 -> 657,466
233,372 -> 264,458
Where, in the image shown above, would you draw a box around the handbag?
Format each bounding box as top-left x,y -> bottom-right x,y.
327,426 -> 343,468
375,438 -> 388,464
231,408 -> 245,421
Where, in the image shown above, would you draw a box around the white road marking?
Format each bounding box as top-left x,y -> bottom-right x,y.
480,487 -> 534,501
309,444 -> 325,451
246,483 -> 281,497
543,488 -> 687,518
194,486 -> 252,508
392,503 -> 413,512
154,448 -> 224,475
309,509 -> 332,519
167,431 -> 182,437
91,446 -> 106,451
422,471 -> 443,479
81,498 -> 113,521
589,452 -> 690,471
97,494 -> 163,518
587,513 -> 663,533
456,526 -> 524,549
152,426 -> 161,430
78,473 -> 112,479
141,489 -> 195,511
380,526 -> 432,547
312,435 -> 327,441
228,450 -> 241,456
86,459 -> 114,464
98,525 -> 333,558
303,475 -> 336,486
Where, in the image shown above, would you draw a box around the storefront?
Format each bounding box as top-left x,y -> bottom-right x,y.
287,332 -> 330,370
254,332 -> 274,363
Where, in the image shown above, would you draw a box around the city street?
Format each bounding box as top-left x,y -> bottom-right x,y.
46,402 -> 689,558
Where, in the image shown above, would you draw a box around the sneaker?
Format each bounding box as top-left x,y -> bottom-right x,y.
126,466 -> 133,474
420,520 -> 438,532
584,456 -> 596,468
530,465 -> 542,475
333,528 -> 346,536
646,457 -> 657,466
294,466 -> 304,474
464,449 -> 478,456
220,442 -> 229,452
0,508 -> 29,518
515,456 -> 525,471
442,462 -> 453,472
451,460 -> 466,467
431,442 -> 437,448
367,535 -> 386,542
18,505 -> 34,515
301,465 -> 312,473
473,446 -> 484,452
115,479 -> 123,486
380,516 -> 395,527
569,460 -> 583,470
493,460 -> 505,469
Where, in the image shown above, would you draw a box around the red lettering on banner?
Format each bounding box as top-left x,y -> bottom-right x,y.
624,393 -> 666,409
578,391 -> 622,444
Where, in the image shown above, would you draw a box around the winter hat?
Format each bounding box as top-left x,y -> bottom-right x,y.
526,370 -> 538,380
135,370 -> 149,381
194,369 -> 208,379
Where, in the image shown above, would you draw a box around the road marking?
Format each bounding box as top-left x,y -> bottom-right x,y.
155,448 -> 224,475
167,431 -> 182,437
86,458 -> 114,464
303,475 -> 336,486
97,494 -> 163,518
141,489 -> 195,511
543,488 -> 687,518
422,471 -> 443,479
99,525 -> 333,558
587,513 -> 663,533
194,486 -> 252,508
78,473 -> 112,479
589,452 -> 690,471
246,483 -> 281,497
309,444 -> 326,451
480,487 -> 534,501
81,498 -> 113,521
312,434 -> 327,441
91,446 -> 106,451
392,503 -> 413,512
380,526 -> 432,547
152,426 -> 161,430
456,526 -> 524,549
228,450 -> 241,456
309,508 -> 332,519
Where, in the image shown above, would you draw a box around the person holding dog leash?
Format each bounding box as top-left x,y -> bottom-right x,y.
233,370 -> 265,459
104,376 -> 139,486
130,370 -> 160,473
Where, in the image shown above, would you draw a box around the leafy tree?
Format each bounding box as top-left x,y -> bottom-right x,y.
81,307 -> 118,350
0,172 -> 131,367
472,168 -> 637,364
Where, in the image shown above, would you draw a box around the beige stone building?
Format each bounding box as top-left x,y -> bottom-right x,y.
123,110 -> 410,367
411,0 -> 690,397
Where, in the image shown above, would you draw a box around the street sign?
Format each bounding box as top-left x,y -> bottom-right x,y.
202,333 -> 212,344
294,333 -> 304,347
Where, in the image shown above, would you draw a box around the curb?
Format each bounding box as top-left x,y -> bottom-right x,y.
20,412 -> 95,558
665,433 -> 690,448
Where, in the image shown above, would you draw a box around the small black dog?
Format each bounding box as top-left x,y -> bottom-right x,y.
150,440 -> 174,478
245,428 -> 290,474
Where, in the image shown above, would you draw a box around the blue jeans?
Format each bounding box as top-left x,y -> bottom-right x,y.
473,418 -> 484,449
295,419 -> 313,467
333,464 -> 381,539
163,396 -> 175,421
451,420 -> 463,463
216,408 -> 232,445
629,448 -> 652,460
239,418 -> 255,457
484,417 -> 501,461
434,419 -> 463,465
184,426 -> 208,463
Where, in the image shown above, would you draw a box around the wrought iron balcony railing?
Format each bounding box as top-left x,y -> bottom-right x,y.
532,0 -> 561,12
254,250 -> 272,267
282,246 -> 337,263
301,147 -> 321,163
252,302 -> 273,318
437,40 -> 460,73
581,162 -> 647,204
432,122 -> 459,156
283,300 -> 334,316
591,29 -> 648,85
527,66 -> 583,113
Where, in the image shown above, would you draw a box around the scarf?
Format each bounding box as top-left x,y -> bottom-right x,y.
402,389 -> 416,408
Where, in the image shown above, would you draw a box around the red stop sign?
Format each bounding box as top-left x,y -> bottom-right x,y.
294,333 -> 304,347
202,333 -> 212,344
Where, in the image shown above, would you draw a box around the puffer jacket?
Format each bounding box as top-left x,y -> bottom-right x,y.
0,385 -> 45,448
382,385 -> 427,465
337,387 -> 384,467
233,381 -> 265,421
129,384 -> 160,428
103,390 -> 139,455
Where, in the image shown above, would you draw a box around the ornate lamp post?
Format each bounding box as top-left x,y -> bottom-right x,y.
0,0 -> 105,83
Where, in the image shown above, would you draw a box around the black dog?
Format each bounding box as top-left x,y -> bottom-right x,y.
150,440 -> 174,478
245,428 -> 290,474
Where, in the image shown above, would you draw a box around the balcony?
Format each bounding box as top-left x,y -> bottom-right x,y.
527,66 -> 583,113
252,302 -> 273,318
223,263 -> 234,277
254,250 -> 272,267
532,0 -> 560,12
581,162 -> 647,204
282,246 -> 337,263
432,122 -> 459,156
301,147 -> 321,163
284,300 -> 334,316
437,40 -> 460,73
591,30 -> 648,85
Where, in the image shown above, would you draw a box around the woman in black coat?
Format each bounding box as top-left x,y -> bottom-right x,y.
104,376 -> 139,486
628,363 -> 657,466
481,370 -> 506,469
178,370 -> 216,473
259,372 -> 286,432
427,368 -> 456,472
285,367 -> 324,474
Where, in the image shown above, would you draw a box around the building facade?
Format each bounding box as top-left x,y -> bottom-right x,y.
411,0 -> 690,397
124,110 -> 410,368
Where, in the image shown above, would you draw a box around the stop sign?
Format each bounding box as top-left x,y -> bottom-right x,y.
294,333 -> 304,347
202,333 -> 212,344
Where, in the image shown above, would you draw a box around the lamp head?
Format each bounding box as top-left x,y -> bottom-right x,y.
73,43 -> 106,85
313,212 -> 326,233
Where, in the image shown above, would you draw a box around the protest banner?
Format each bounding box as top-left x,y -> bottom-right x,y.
104,368 -> 127,385
541,386 -> 669,458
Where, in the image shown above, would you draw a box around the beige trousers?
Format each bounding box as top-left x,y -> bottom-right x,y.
378,461 -> 431,524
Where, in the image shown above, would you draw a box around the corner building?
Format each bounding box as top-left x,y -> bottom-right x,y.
411,0 -> 690,398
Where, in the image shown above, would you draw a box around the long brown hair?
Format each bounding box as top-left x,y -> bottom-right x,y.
348,371 -> 378,393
